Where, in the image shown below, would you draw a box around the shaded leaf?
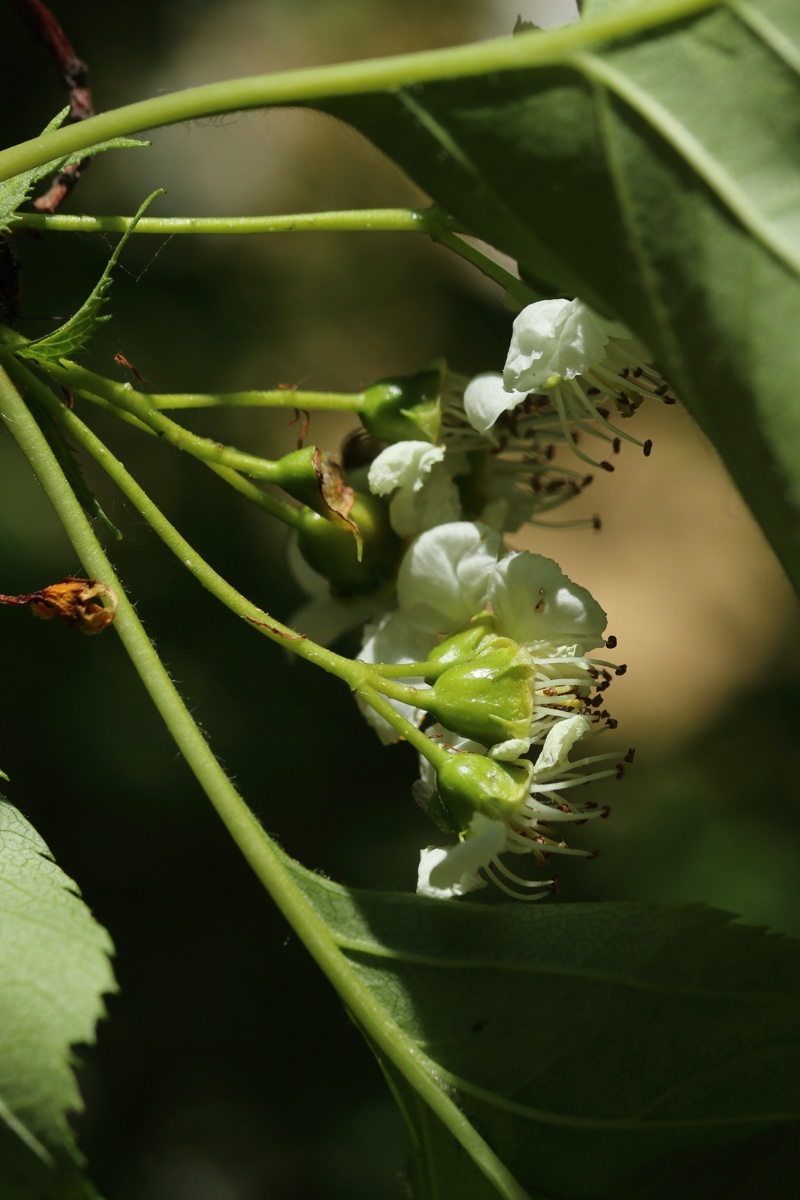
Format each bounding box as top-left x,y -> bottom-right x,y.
283,853 -> 800,1199
0,798 -> 115,1198
307,0 -> 800,591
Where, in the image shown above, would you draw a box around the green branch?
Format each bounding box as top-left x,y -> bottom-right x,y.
35,357 -> 303,482
146,389 -> 366,413
3,356 -> 445,763
0,0 -> 721,184
0,358 -> 525,1198
10,207 -> 450,236
435,230 -> 534,303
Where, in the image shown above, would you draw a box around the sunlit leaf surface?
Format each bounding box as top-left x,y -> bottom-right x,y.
0,799 -> 115,1199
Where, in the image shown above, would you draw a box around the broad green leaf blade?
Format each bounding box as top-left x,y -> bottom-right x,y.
19,191 -> 162,364
0,798 -> 115,1198
284,854 -> 800,1199
312,0 -> 800,592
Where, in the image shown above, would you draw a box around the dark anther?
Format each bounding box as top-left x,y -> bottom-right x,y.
643,439 -> 653,457
600,461 -> 615,473
605,634 -> 617,649
614,663 -> 628,676
624,748 -> 636,763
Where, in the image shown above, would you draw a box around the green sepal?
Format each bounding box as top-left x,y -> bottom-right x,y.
436,754 -> 532,830
361,363 -> 443,445
295,491 -> 401,595
426,636 -> 534,749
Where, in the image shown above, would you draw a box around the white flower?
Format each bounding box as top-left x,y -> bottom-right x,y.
418,813 -> 506,899
463,373 -> 529,436
358,522 -> 615,757
415,718 -> 618,901
504,298 -> 629,393
457,297 -> 675,472
367,441 -> 462,537
396,522 -> 606,654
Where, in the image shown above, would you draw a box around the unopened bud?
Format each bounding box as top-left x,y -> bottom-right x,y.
437,753 -> 533,829
424,614 -> 498,672
272,446 -> 356,532
426,637 -> 534,748
296,492 -> 402,594
361,364 -> 443,445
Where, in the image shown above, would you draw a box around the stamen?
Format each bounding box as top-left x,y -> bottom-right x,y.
483,863 -> 552,900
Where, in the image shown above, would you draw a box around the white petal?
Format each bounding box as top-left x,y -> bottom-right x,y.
397,522 -> 501,635
368,441 -> 446,496
532,714 -> 591,780
388,465 -> 462,538
463,373 -> 528,434
289,592 -> 385,648
489,551 -> 607,652
417,814 -> 507,899
489,737 -> 532,761
503,298 -> 630,392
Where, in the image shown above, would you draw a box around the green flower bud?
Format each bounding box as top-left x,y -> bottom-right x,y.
361,364 -> 443,445
437,754 -> 533,830
296,492 -> 402,595
272,446 -> 355,530
425,637 -> 534,748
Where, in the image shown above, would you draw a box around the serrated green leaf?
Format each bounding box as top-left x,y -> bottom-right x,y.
19,190 -> 162,364
281,852 -> 800,1199
0,798 -> 115,1198
298,0 -> 800,593
0,108 -> 147,233
0,110 -> 70,231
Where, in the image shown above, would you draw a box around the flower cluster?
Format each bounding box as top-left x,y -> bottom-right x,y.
366,297 -> 675,541
360,523 -> 628,899
291,297 -> 672,899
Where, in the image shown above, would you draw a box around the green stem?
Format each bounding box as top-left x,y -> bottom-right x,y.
35,357 -> 299,483
435,231 -> 534,304
353,685 -> 448,771
146,389 -> 366,413
0,359 -> 528,1200
0,0 -> 721,183
10,206 -> 450,237
4,355 -> 446,759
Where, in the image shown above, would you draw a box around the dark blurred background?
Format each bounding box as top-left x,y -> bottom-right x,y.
1,2 -> 798,1198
